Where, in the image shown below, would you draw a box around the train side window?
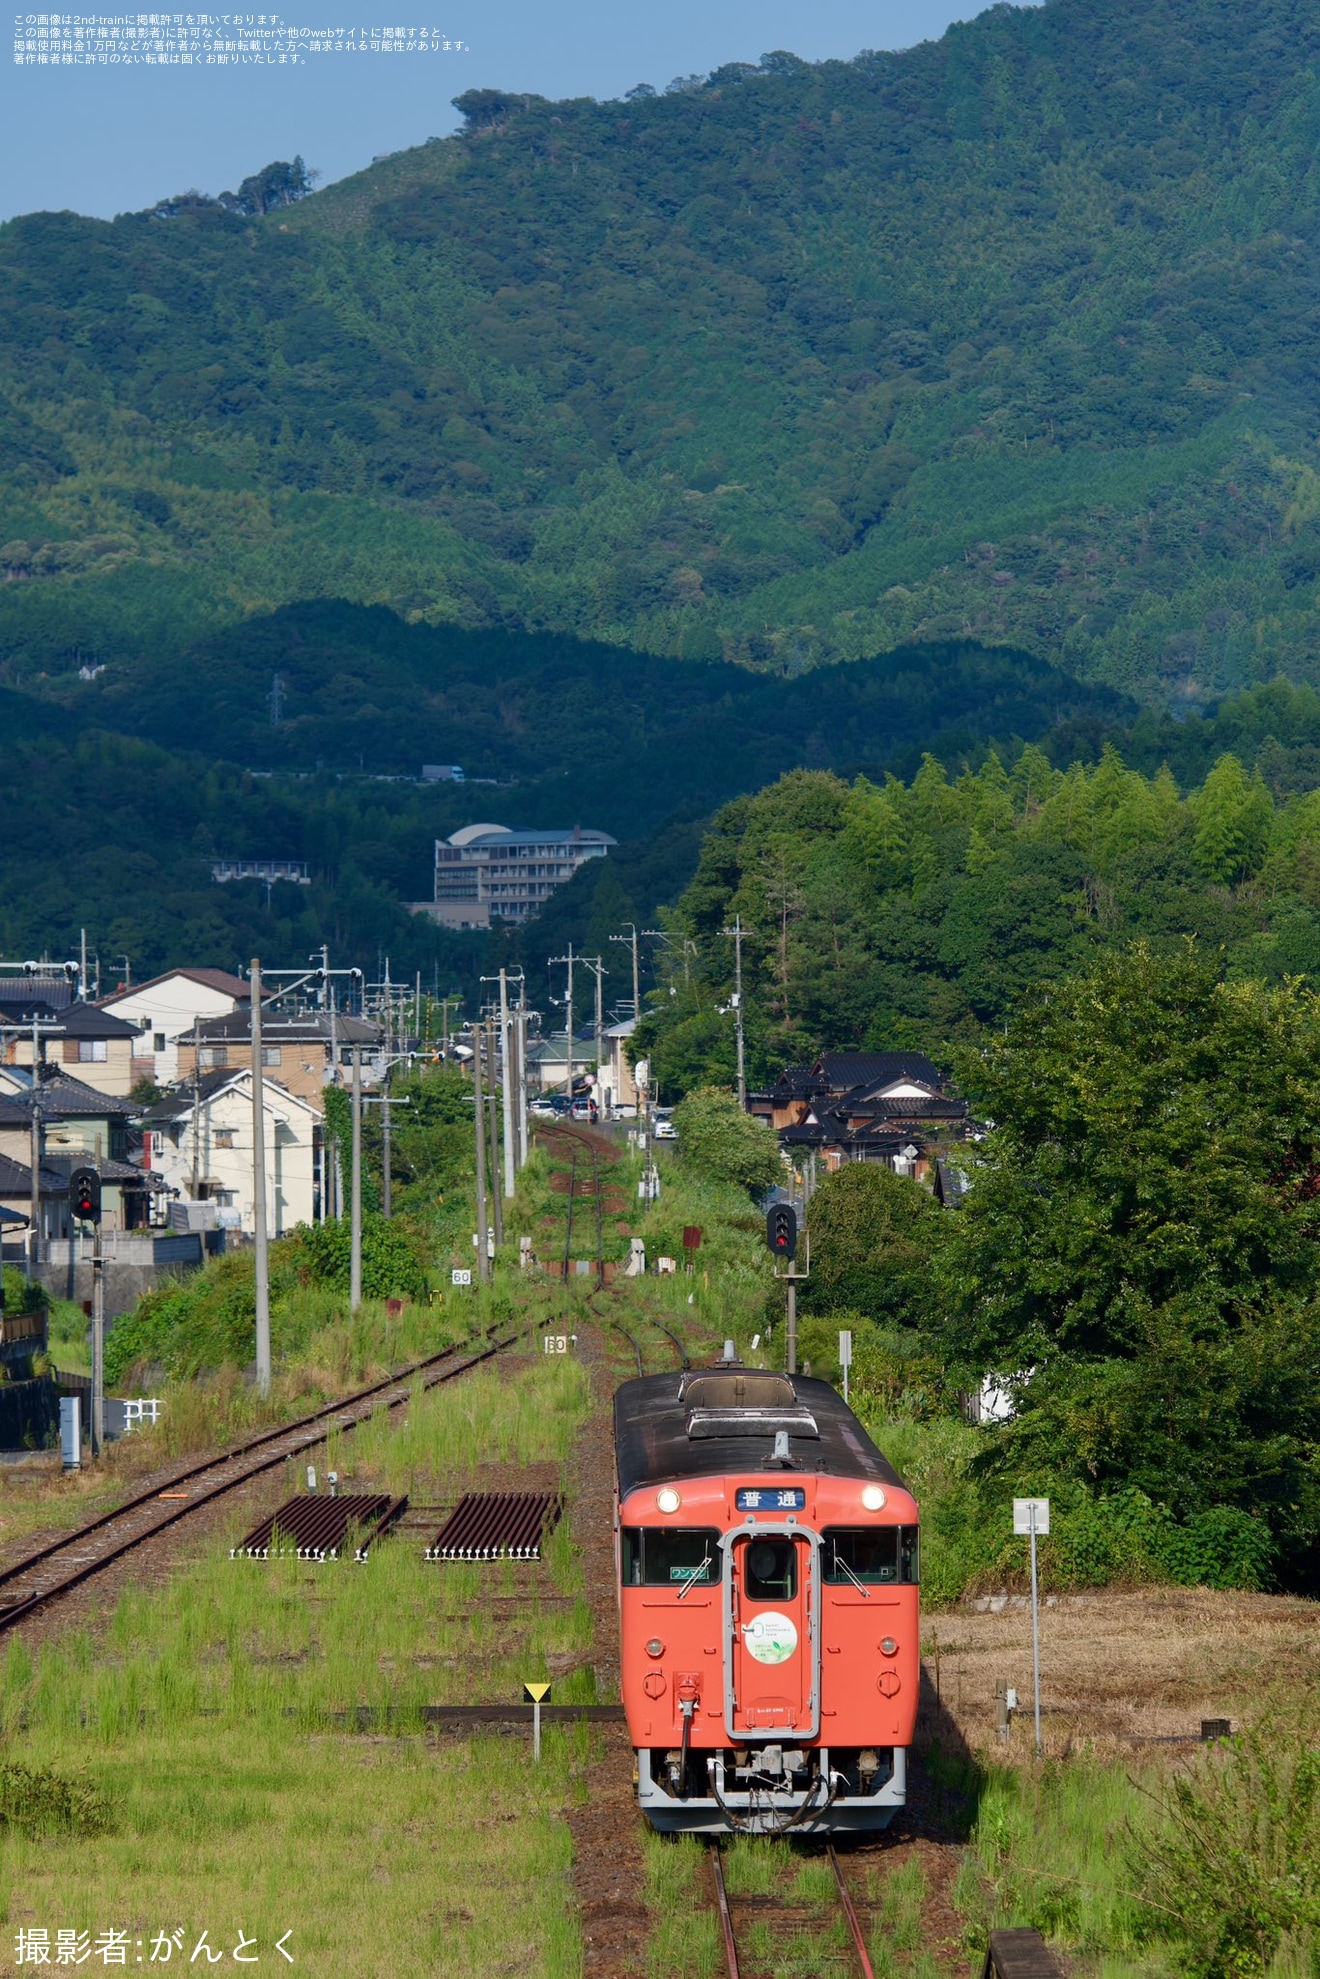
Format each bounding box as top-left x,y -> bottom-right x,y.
621,1527 -> 720,1587
742,1537 -> 797,1601
821,1527 -> 919,1585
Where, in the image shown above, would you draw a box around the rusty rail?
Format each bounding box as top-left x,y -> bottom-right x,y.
707,1844 -> 742,1979
707,1841 -> 879,1979
0,1333 -> 514,1633
827,1846 -> 878,1979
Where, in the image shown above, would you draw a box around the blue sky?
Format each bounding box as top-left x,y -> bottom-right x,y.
1,0 -> 1009,223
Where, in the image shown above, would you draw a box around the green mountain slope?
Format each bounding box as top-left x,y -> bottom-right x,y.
5,0 -> 1320,700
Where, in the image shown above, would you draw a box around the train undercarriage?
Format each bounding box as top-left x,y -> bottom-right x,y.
636,1742 -> 907,1836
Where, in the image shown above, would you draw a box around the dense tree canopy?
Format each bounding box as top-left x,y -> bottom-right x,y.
637,746 -> 1320,1092
8,0 -> 1320,697
941,944 -> 1320,1588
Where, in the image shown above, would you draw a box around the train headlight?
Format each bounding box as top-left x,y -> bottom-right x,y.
656,1487 -> 682,1513
880,1636 -> 898,1657
861,1484 -> 887,1511
645,1638 -> 665,1659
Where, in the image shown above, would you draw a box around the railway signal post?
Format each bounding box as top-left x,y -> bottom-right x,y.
766,1201 -> 808,1373
70,1165 -> 103,1455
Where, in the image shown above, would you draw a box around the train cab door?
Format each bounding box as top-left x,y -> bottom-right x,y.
724,1528 -> 820,1740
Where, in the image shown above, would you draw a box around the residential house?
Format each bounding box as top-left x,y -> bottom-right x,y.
176,1008 -> 383,1114
0,1148 -> 68,1246
98,967 -> 249,1087
0,982 -> 138,1098
0,1067 -> 165,1234
526,1030 -> 600,1096
142,1070 -> 320,1235
750,1050 -> 975,1176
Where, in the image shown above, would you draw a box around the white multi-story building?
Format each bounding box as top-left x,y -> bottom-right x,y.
424,824 -> 616,930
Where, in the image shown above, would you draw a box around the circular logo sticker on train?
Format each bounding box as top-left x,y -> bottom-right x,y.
741,1612 -> 798,1664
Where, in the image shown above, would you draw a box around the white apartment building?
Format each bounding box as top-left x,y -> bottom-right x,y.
425,823 -> 615,930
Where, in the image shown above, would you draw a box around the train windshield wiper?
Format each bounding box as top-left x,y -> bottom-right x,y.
676,1554 -> 712,1600
834,1554 -> 870,1598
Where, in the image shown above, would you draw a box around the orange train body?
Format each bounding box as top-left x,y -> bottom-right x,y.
614,1365 -> 920,1835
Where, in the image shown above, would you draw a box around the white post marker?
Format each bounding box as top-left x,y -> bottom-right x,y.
838,1329 -> 853,1406
1012,1497 -> 1050,1757
524,1681 -> 551,1761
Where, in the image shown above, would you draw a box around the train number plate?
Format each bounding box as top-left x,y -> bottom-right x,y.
736,1487 -> 806,1511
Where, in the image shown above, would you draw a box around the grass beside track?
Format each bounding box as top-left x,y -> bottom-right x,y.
0,1353 -> 594,1979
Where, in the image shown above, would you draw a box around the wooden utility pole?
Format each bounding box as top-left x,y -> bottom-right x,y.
251,959 -> 271,1397
472,1023 -> 490,1282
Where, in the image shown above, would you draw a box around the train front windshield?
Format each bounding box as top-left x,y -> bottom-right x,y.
622,1527 -> 720,1586
821,1526 -> 919,1584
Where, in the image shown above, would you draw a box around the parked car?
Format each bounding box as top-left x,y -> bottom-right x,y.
612,1102 -> 638,1120
653,1110 -> 677,1140
570,1097 -> 599,1122
530,1093 -> 572,1118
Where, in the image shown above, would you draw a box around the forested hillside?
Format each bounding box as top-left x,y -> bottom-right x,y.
7,0 -> 1320,700
634,744 -> 1320,1092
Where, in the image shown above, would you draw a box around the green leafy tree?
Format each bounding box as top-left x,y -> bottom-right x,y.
671,1085 -> 782,1197
942,941 -> 1320,1585
804,1164 -> 944,1328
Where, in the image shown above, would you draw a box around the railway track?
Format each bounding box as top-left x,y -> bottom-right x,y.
708,1841 -> 877,1979
538,1119 -> 693,1375
0,1330 -> 514,1635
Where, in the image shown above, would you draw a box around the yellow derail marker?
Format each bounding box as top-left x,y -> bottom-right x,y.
524,1681 -> 551,1759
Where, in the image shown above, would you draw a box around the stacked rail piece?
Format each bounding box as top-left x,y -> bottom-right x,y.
426,1491 -> 564,1561
232,1493 -> 408,1562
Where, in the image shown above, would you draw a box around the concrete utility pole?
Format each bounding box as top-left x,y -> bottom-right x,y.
486,1017 -> 503,1247
722,914 -> 747,1108
514,1000 -> 529,1167
472,1022 -> 490,1282
251,959 -> 271,1398
499,969 -> 515,1198
610,925 -> 641,1021
29,1013 -> 42,1258
350,1042 -> 363,1312
581,956 -> 606,1111
381,1064 -> 393,1220
549,946 -> 577,1093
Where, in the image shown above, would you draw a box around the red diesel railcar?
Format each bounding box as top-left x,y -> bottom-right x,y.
614,1356 -> 920,1836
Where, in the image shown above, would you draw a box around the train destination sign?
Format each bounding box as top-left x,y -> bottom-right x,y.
736,1487 -> 806,1511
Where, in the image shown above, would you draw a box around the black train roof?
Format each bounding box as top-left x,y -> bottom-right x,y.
613,1368 -> 906,1501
